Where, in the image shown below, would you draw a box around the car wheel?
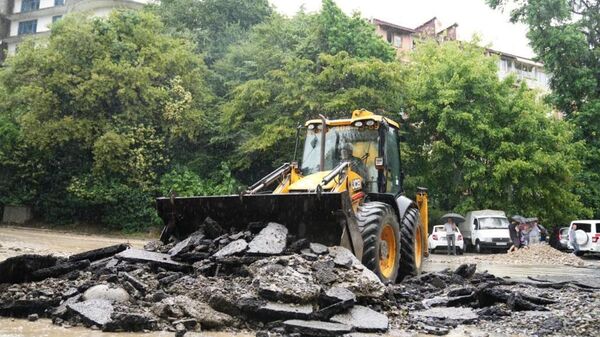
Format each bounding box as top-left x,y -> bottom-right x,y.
475,241 -> 482,254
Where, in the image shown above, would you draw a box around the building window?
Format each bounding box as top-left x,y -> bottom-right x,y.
52,15 -> 62,23
18,20 -> 37,35
55,0 -> 64,6
21,0 -> 40,12
393,35 -> 403,48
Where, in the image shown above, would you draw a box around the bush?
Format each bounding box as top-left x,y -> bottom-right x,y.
67,176 -> 161,232
160,163 -> 239,197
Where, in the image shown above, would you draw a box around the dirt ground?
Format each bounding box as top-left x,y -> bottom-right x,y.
1,225 -> 599,337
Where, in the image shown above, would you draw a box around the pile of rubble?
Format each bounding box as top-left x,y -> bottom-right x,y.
0,218 -> 597,336
0,220 -> 391,336
505,243 -> 584,266
434,243 -> 585,267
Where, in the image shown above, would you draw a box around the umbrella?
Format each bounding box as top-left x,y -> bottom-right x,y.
440,213 -> 465,224
511,215 -> 526,223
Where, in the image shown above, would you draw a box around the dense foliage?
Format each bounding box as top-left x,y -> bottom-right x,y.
487,0 -> 600,217
0,11 -> 221,231
402,40 -> 590,224
0,0 -> 593,231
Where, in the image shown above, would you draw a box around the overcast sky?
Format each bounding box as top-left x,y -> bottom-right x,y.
268,0 -> 534,58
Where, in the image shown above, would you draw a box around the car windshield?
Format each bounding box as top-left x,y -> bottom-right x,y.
301,126 -> 379,190
478,217 -> 509,229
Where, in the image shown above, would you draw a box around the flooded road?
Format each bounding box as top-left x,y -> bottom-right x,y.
424,252 -> 600,285
0,226 -> 147,260
0,318 -> 253,337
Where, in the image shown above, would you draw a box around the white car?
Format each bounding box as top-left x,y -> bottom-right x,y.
567,220 -> 600,256
428,225 -> 464,254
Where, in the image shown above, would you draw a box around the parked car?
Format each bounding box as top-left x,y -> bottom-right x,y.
459,210 -> 511,253
557,226 -> 570,250
567,220 -> 600,256
428,225 -> 464,254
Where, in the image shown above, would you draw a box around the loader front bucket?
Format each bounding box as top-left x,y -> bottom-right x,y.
156,191 -> 363,259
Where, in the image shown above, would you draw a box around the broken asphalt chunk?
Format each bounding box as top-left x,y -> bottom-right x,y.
283,319 -> 352,336
169,231 -> 205,257
31,259 -> 90,281
115,249 -> 191,272
0,298 -> 60,318
103,312 -> 157,332
0,254 -> 58,284
310,243 -> 328,255
69,244 -> 128,262
67,299 -> 114,326
213,239 -> 248,258
256,302 -> 313,321
330,305 -> 389,332
247,222 -> 288,255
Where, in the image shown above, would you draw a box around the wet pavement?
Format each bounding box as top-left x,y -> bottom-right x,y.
424,252 -> 600,283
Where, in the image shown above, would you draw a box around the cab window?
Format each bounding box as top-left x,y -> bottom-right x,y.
385,127 -> 401,194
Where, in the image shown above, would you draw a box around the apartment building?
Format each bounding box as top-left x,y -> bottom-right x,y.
0,0 -> 148,59
372,17 -> 550,93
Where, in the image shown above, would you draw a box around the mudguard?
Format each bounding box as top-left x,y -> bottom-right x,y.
395,195 -> 417,222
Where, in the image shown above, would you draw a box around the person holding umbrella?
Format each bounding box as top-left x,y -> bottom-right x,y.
441,213 -> 463,256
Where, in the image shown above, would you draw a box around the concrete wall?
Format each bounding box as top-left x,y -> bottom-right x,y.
2,205 -> 33,224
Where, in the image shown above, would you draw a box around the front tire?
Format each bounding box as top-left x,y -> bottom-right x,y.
356,202 -> 401,284
398,207 -> 424,280
475,240 -> 482,254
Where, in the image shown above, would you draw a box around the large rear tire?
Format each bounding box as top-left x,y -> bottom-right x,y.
398,207 -> 424,280
356,202 -> 401,284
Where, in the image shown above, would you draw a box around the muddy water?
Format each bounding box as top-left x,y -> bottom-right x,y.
0,226 -> 147,260
0,319 -> 499,337
0,318 -> 253,337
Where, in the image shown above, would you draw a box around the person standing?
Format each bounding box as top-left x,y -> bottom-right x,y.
568,223 -> 580,255
444,218 -> 457,255
529,221 -> 541,245
508,220 -> 520,252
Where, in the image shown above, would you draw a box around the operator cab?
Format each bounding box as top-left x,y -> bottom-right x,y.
300,110 -> 402,194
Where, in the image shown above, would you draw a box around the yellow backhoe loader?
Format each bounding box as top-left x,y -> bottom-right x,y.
157,109 -> 428,282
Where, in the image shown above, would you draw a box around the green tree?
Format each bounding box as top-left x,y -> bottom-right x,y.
403,39 -> 590,225
0,10 -> 215,230
149,0 -> 273,64
220,52 -> 406,181
487,0 -> 600,217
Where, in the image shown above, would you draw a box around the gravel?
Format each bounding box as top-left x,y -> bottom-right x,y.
433,243 -> 586,267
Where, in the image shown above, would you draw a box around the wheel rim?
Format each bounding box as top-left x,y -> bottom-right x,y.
415,225 -> 423,268
379,224 -> 397,278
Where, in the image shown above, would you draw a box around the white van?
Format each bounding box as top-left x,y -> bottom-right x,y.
460,210 -> 511,253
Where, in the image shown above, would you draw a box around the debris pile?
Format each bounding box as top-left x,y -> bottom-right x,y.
0,218 -> 597,336
505,243 -> 584,266
0,220 -> 389,336
435,243 -> 584,267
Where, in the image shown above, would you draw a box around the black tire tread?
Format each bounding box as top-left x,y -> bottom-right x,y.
398,207 -> 422,279
356,202 -> 400,283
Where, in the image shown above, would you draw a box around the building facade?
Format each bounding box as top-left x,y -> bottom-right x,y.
0,0 -> 148,59
372,17 -> 550,93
